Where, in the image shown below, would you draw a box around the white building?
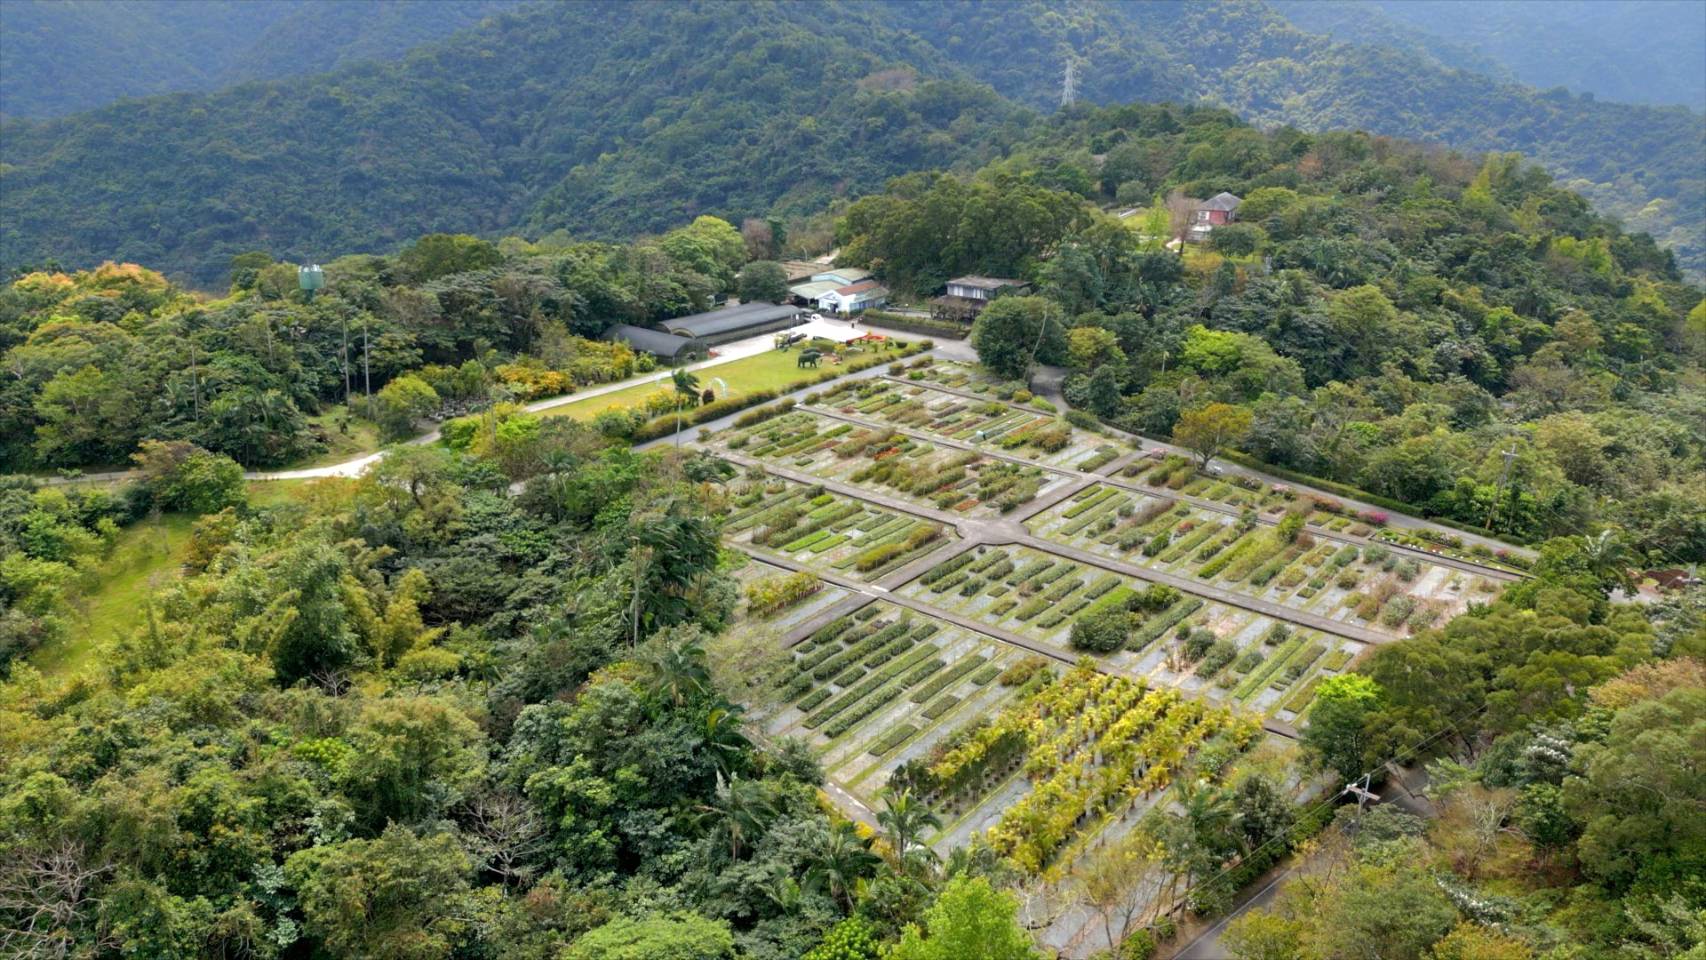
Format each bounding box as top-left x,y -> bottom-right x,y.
816,279 -> 889,315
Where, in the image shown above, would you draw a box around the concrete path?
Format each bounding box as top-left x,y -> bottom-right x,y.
44,327 -> 811,485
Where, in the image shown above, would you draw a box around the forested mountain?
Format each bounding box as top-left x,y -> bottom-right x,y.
0,0 -> 522,119
0,1 -> 1027,286
1287,0 -> 1706,113
1,93 -> 1702,959
3,0 -> 1703,286
878,1 -> 1706,279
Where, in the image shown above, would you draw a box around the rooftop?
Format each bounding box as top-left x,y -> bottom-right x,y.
810,267 -> 872,284
1199,192 -> 1242,211
602,323 -> 700,357
663,301 -> 802,338
779,260 -> 823,282
833,280 -> 885,296
789,280 -> 842,299
947,275 -> 1027,290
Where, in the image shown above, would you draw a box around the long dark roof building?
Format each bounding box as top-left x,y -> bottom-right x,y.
602,324 -> 705,361
663,302 -> 803,344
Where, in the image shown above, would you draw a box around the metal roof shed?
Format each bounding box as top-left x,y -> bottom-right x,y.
663,303 -> 803,345
603,324 -> 705,362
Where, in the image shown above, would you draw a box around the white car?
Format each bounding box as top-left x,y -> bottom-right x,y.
806,312 -> 828,323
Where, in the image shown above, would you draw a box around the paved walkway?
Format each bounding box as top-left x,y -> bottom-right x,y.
45,327 -> 810,485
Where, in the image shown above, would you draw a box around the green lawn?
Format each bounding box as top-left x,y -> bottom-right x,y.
32,482 -> 341,679
536,340 -> 864,422
292,404 -> 383,468
37,513 -> 197,678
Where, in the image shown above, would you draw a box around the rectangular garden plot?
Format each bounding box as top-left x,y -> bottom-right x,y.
900,358 -> 1026,396
729,556 -> 851,633
759,605 -> 1035,786
804,379 -> 1111,470
723,474 -> 956,581
701,410 -> 1071,517
897,542 -> 1366,714
889,662 -> 1262,873
1026,481 -> 1502,637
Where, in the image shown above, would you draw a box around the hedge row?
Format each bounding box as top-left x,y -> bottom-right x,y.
805,643 -> 933,730
821,647 -> 942,738
861,309 -> 973,339
909,655 -> 988,703
922,551 -> 978,587
869,723 -> 920,756
921,694 -> 961,720
631,341 -> 930,442
1129,597 -> 1205,650
810,621 -> 910,681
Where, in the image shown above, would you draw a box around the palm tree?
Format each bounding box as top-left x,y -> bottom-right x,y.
645,634 -> 711,707
877,790 -> 941,873
1579,528 -> 1638,597
804,821 -> 881,911
702,701 -> 752,778
671,368 -> 701,447
1179,779 -> 1236,855
537,449 -> 578,519
695,774 -> 776,861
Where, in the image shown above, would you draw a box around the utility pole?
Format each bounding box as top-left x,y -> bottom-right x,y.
1344,774 -> 1379,814
189,339 -> 201,423
1060,56 -> 1079,108
1484,447 -> 1518,532
362,315 -> 372,406
341,315 -> 351,407
1024,302 -> 1053,389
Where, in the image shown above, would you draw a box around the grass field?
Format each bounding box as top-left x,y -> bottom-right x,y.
36,513 -> 196,678
32,481 -> 340,678
537,342 -> 860,422
292,405 -> 383,468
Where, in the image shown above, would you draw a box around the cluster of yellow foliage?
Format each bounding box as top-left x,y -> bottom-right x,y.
494,363 -> 572,401
13,261 -> 170,300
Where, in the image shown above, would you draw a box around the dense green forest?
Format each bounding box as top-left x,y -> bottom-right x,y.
1282,0 -> 1706,112
835,102 -> 1706,561
0,0 -> 521,119
3,0 -> 1702,286
880,1 -> 1706,279
0,216 -> 766,472
2,93 -> 1703,959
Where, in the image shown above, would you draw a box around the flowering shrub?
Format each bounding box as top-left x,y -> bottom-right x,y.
744,571 -> 821,616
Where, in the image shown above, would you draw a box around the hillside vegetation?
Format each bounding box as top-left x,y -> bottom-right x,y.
1,81 -> 1703,960
2,0 -> 1702,286
0,0 -> 521,118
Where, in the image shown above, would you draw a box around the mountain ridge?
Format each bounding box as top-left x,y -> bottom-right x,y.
2,0 -> 1701,284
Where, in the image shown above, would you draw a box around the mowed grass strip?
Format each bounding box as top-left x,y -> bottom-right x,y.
536,346 -> 862,422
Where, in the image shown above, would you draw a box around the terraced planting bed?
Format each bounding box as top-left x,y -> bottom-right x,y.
899,541 -> 1368,716
890,662 -> 1261,873
902,358 -> 1030,397
1027,482 -> 1501,634
804,379 -> 1116,471
728,557 -> 850,632
760,604 -> 1035,793
703,410 -> 1071,516
723,474 -> 955,580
